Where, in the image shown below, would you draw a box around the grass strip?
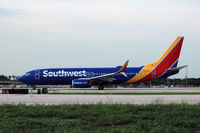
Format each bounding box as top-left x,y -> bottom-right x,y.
0,104 -> 200,133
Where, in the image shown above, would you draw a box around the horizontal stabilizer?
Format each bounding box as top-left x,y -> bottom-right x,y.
166,65 -> 188,71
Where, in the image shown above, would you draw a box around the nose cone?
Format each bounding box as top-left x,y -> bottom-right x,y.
17,75 -> 26,83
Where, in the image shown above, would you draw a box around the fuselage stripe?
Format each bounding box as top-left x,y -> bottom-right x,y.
156,59 -> 179,79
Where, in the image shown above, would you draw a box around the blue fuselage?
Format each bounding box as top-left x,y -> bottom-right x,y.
18,66 -> 178,86
18,67 -> 143,85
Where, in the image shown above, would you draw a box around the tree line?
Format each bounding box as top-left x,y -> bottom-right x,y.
0,75 -> 19,81
151,78 -> 200,87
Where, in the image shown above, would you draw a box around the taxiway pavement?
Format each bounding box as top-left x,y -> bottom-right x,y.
47,87 -> 200,93
0,94 -> 200,105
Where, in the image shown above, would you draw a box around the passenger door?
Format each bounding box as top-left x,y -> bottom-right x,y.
35,70 -> 40,80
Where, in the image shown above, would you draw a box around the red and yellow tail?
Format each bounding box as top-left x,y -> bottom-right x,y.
126,36 -> 184,84
155,36 -> 184,69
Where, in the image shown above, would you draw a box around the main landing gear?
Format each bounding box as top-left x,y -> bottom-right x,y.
30,85 -> 48,94
37,88 -> 48,94
42,88 -> 48,94
98,85 -> 104,90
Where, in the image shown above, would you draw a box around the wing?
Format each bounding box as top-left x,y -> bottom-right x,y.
82,60 -> 129,82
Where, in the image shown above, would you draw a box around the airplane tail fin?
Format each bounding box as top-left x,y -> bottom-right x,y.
154,36 -> 184,69
125,36 -> 184,83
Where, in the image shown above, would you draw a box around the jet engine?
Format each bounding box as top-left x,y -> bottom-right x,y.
72,79 -> 91,88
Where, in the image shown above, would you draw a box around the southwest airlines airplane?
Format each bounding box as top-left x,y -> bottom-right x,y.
18,36 -> 186,90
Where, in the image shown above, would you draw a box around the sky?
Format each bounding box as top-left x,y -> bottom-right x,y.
0,0 -> 199,78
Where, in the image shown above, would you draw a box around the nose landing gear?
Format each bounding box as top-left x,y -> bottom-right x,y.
98,85 -> 104,90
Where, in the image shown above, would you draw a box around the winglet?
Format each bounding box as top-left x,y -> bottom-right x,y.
118,60 -> 129,73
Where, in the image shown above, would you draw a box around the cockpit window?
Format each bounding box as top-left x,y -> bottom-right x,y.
25,73 -> 30,76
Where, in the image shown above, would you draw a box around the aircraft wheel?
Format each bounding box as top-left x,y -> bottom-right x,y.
98,85 -> 104,90
37,89 -> 41,94
42,88 -> 48,94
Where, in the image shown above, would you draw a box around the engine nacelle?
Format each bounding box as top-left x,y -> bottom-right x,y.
72,79 -> 91,88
